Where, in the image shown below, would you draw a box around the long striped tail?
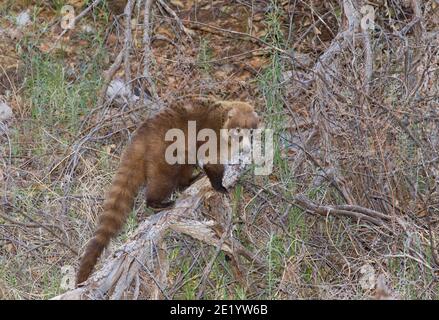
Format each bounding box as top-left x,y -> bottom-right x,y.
76,144 -> 145,285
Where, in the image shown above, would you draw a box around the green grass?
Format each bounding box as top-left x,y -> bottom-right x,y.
24,54 -> 103,133
257,1 -> 294,193
16,4 -> 108,134
0,7 -> 110,298
0,265 -> 19,299
171,246 -> 240,300
256,2 -> 300,298
40,267 -> 63,298
287,205 -> 308,240
119,210 -> 139,242
6,21 -> 108,160
197,38 -> 213,74
180,258 -> 199,299
0,252 -> 63,299
266,234 -> 282,299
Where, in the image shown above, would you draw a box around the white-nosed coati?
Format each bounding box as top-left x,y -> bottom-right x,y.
76,100 -> 260,285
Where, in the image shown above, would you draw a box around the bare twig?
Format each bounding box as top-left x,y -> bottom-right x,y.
156,0 -> 194,41
293,194 -> 386,226
97,50 -> 124,107
142,0 -> 159,101
123,0 -> 136,95
361,20 -> 373,94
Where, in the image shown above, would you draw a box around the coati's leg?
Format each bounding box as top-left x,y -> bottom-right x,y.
177,165 -> 197,190
203,164 -> 227,193
188,171 -> 203,184
145,176 -> 176,209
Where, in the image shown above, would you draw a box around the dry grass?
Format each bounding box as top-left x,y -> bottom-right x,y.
0,0 -> 438,299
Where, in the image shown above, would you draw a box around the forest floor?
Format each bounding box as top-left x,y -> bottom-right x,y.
0,0 -> 439,299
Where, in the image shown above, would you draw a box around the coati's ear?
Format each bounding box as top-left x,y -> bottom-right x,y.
212,100 -> 224,107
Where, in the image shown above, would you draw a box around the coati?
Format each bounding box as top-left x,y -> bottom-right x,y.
76,100 -> 260,284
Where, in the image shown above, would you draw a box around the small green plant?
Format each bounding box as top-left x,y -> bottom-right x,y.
197,38 -> 213,74
257,1 -> 294,194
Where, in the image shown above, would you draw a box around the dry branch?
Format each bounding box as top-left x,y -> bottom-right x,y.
157,0 -> 194,41
123,0 -> 136,98
97,50 -> 124,107
290,0 -> 366,96
361,8 -> 373,95
293,194 -> 389,226
142,0 -> 159,101
97,0 -> 158,107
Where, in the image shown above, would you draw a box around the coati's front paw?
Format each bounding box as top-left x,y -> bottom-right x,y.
213,184 -> 228,194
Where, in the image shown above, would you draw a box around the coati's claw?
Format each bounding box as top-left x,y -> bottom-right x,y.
214,185 -> 228,194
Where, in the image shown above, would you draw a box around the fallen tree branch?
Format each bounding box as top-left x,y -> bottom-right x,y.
293,194 -> 389,226
361,14 -> 373,95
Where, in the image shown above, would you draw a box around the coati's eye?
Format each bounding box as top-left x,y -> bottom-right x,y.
233,128 -> 241,136
231,128 -> 239,136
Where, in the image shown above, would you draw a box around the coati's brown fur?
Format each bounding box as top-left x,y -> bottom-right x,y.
76,100 -> 259,285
